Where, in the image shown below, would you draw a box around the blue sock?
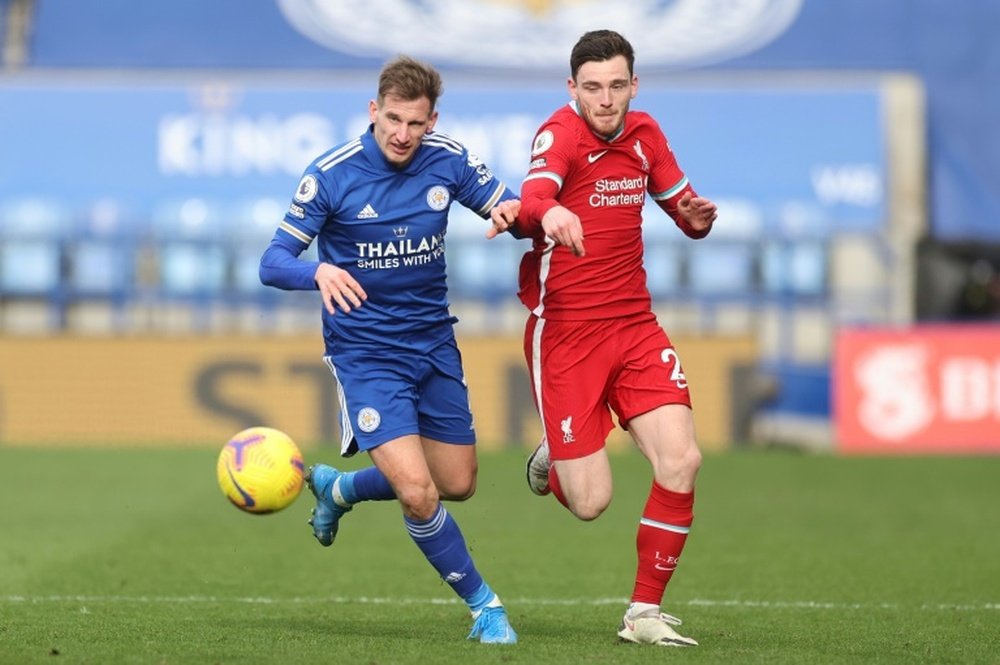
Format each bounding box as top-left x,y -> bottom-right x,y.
404,504 -> 492,611
465,581 -> 496,614
338,467 -> 394,504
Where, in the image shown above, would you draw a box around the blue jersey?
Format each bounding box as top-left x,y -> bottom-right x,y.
260,125 -> 516,354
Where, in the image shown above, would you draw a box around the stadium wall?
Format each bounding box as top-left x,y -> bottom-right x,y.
19,0 -> 992,241
0,335 -> 755,451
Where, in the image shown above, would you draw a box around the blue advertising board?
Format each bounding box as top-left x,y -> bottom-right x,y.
0,77 -> 885,238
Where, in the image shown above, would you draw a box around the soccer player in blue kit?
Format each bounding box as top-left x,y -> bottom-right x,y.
259,55 -> 520,644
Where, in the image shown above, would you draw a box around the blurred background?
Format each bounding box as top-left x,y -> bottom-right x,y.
1,0 -> 998,454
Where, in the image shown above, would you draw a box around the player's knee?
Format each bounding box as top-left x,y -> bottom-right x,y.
682,444 -> 703,479
395,482 -> 439,520
655,442 -> 702,491
569,501 -> 608,522
438,473 -> 477,501
568,492 -> 611,521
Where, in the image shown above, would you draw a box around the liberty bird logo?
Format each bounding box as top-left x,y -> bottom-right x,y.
561,416 -> 575,444
393,226 -> 408,238
633,140 -> 650,172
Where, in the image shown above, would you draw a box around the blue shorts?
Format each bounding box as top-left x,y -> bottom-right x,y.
324,337 -> 476,456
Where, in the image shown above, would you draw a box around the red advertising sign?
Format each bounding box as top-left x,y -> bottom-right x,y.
835,325 -> 1000,454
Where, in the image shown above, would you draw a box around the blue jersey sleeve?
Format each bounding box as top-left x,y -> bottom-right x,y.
259,165 -> 335,291
259,235 -> 319,290
452,144 -> 517,218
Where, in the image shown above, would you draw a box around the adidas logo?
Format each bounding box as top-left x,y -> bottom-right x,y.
357,203 -> 378,219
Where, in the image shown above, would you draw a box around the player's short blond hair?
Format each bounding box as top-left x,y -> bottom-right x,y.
377,55 -> 443,110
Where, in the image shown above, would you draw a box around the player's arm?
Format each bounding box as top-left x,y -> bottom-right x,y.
472,184 -> 532,241
259,234 -> 319,290
518,126 -> 585,256
648,127 -> 717,239
477,185 -> 528,240
259,172 -> 367,314
448,141 -> 529,240
487,198 -> 521,239
653,180 -> 717,239
521,176 -> 585,256
260,234 -> 367,315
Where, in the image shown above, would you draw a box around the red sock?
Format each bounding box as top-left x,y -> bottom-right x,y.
548,465 -> 570,509
630,482 -> 694,605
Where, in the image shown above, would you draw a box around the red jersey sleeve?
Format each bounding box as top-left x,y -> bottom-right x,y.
646,119 -> 707,239
517,120 -> 577,236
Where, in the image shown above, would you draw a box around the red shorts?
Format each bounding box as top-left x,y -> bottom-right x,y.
524,311 -> 692,461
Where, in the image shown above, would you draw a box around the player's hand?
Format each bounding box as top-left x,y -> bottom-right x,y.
678,191 -> 718,233
541,206 -> 585,257
314,263 -> 367,314
486,199 -> 521,239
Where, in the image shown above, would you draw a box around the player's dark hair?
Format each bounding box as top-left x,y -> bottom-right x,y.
570,30 -> 635,79
377,55 -> 443,110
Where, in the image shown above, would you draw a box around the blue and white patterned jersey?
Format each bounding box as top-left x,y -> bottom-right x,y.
260,125 -> 515,354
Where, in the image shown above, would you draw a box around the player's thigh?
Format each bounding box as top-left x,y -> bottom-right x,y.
552,447 -> 613,518
422,437 -> 477,501
628,404 -> 701,492
608,315 -> 692,425
609,317 -> 700,491
524,316 -> 616,461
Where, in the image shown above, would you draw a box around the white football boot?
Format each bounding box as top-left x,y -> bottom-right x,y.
524,438 -> 551,496
617,606 -> 698,647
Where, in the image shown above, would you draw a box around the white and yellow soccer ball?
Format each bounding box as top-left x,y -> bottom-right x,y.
217,427 -> 305,514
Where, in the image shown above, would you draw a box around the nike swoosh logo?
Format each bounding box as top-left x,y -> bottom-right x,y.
587,150 -> 609,163
654,563 -> 676,571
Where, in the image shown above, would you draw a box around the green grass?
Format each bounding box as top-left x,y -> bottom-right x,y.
1,446 -> 998,664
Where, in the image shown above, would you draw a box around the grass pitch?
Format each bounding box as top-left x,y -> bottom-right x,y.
1,445 -> 997,664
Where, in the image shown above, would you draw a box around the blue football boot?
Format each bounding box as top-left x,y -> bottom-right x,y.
467,606 -> 518,644
305,464 -> 353,547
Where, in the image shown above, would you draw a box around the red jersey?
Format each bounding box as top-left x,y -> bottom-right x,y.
517,102 -> 700,320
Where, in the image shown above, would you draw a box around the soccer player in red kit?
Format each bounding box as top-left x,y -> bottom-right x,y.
489,29 -> 718,647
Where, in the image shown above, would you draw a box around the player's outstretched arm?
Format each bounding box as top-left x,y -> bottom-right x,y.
314,263 -> 367,314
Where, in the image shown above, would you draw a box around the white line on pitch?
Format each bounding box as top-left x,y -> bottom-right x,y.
1,595 -> 997,611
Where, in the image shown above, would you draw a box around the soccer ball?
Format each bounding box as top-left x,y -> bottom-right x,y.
217,427 -> 305,514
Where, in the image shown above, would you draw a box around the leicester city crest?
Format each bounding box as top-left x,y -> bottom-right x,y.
357,407 -> 381,433
426,185 -> 450,211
